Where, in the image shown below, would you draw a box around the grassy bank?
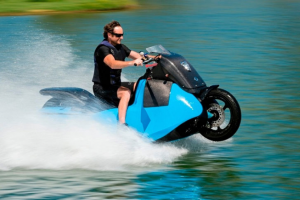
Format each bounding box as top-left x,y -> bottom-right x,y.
0,0 -> 138,16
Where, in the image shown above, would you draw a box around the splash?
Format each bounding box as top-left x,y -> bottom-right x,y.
0,29 -> 187,171
0,115 -> 188,171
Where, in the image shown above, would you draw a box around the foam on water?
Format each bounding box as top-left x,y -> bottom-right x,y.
0,29 -> 191,171
0,115 -> 188,171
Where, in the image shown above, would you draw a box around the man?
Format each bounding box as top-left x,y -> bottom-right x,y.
92,21 -> 143,126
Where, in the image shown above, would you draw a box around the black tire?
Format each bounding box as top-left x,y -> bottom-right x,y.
199,88 -> 241,141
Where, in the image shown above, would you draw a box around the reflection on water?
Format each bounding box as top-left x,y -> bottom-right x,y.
136,169 -> 202,199
1,0 -> 300,199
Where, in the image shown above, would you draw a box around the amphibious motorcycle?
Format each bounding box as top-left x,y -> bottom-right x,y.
40,45 -> 241,142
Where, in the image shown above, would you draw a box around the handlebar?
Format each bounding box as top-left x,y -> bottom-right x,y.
134,57 -> 155,66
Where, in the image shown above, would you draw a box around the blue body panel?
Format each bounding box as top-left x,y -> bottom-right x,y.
94,79 -> 203,140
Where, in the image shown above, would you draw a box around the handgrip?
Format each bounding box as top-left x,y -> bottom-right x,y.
134,54 -> 154,66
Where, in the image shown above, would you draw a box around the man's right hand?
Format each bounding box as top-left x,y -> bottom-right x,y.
133,57 -> 143,66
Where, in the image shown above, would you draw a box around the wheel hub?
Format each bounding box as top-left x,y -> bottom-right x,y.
207,103 -> 225,127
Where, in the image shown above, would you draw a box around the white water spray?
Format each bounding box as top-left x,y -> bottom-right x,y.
0,28 -> 189,171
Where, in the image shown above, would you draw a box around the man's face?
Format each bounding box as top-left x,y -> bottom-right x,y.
108,26 -> 124,45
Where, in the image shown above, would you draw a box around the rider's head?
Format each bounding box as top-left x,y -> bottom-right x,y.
104,21 -> 124,46
103,21 -> 124,39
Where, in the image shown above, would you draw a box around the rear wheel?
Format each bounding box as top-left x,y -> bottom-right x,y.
199,88 -> 241,141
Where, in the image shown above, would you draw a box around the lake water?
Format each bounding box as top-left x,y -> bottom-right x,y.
1,0 -> 300,199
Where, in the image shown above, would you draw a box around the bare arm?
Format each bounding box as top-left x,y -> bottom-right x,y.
103,54 -> 143,69
128,50 -> 143,60
129,50 -> 161,60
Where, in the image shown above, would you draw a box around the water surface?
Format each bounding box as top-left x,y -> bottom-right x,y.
1,0 -> 300,199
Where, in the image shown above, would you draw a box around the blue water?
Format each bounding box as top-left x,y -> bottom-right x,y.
1,0 -> 300,199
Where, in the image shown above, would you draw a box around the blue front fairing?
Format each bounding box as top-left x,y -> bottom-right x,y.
94,79 -> 203,141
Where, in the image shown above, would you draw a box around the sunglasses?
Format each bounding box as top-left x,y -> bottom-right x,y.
112,32 -> 124,37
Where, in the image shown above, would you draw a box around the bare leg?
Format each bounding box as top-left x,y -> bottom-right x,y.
117,86 -> 131,124
133,82 -> 137,92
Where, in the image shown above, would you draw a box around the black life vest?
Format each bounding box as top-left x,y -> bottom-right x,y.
92,40 -> 127,87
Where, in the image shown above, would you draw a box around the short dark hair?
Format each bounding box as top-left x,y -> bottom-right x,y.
103,21 -> 121,39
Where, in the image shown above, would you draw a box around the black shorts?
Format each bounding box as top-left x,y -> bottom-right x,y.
93,82 -> 135,106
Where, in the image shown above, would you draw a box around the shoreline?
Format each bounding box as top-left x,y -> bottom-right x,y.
0,6 -> 139,17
